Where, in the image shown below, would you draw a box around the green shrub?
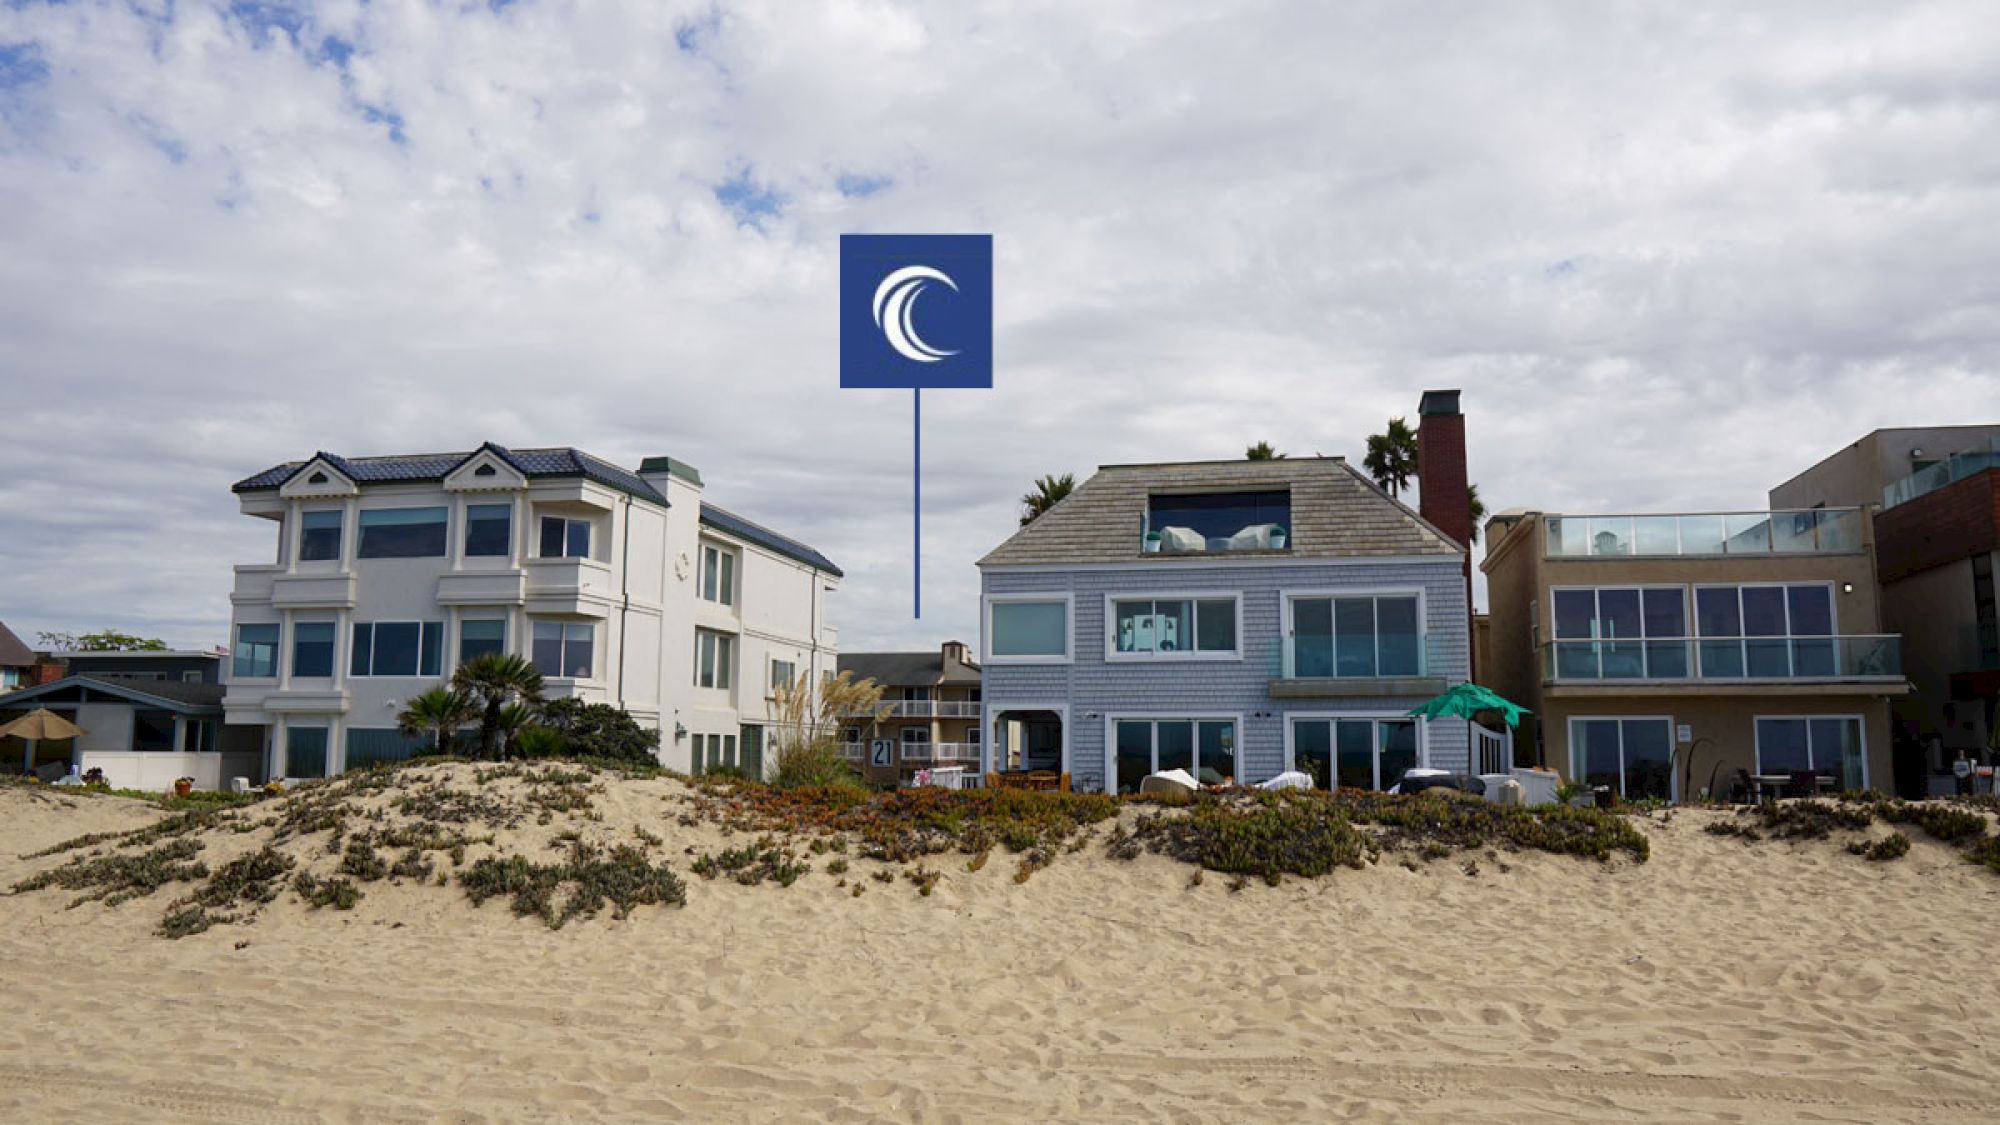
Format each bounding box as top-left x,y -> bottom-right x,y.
12,838 -> 209,906
1847,833 -> 1910,861
771,740 -> 865,792
534,699 -> 662,765
690,843 -> 808,887
460,842 -> 686,929
1133,800 -> 1370,885
294,872 -> 362,910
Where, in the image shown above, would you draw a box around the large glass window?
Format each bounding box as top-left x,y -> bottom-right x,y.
1290,595 -> 1421,678
538,516 -> 592,560
299,509 -> 343,562
1695,584 -> 1835,678
350,621 -> 444,677
358,507 -> 448,559
1147,491 -> 1290,552
695,629 -> 734,689
347,727 -> 424,770
291,622 -> 335,678
1111,719 -> 1237,794
233,624 -> 279,679
1756,716 -> 1865,790
464,503 -> 511,557
1111,596 -> 1237,656
533,621 -> 596,678
989,600 -> 1068,659
1571,717 -> 1673,801
1551,587 -> 1689,679
701,544 -> 736,605
459,619 -> 505,665
132,710 -> 176,752
1289,717 -> 1420,790
286,726 -> 328,778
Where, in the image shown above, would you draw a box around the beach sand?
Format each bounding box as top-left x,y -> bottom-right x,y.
2,777 -> 1998,1122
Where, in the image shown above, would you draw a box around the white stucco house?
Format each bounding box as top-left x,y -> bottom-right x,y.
224,443 -> 841,780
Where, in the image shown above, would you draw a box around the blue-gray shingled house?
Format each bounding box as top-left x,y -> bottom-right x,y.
976,406 -> 1476,794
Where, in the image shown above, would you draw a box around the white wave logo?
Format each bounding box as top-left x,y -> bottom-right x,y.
871,265 -> 959,363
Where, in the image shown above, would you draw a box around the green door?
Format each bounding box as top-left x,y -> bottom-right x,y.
739,724 -> 764,781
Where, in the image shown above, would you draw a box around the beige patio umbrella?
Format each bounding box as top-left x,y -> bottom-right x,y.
1,709 -> 86,775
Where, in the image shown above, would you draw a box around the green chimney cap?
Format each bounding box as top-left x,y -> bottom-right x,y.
1418,389 -> 1461,417
638,456 -> 703,486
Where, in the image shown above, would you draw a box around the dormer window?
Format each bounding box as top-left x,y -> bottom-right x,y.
1146,490 -> 1290,553
474,464 -> 497,477
307,471 -> 328,484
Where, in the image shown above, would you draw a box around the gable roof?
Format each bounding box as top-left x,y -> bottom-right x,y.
701,504 -> 843,577
978,457 -> 1463,568
0,621 -> 33,668
838,650 -> 980,686
233,443 -> 669,506
0,675 -> 225,714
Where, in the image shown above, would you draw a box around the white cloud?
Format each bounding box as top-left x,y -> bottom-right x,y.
1,0 -> 1997,650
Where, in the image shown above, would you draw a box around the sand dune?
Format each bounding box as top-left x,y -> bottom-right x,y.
2,775 -> 1998,1122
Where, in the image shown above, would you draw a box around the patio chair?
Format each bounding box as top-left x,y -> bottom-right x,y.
1785,770 -> 1820,799
1728,768 -> 1755,804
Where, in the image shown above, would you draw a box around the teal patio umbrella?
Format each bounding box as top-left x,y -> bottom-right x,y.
1405,683 -> 1530,728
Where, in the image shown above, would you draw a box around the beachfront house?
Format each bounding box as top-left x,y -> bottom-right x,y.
224,443 -> 841,781
1480,503 -> 1907,802
836,641 -> 982,784
1772,426 -> 2000,794
975,392 -> 1477,794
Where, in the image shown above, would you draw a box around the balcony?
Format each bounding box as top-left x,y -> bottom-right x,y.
231,565 -> 281,605
900,741 -> 981,764
1270,633 -> 1451,698
270,573 -> 357,610
1541,635 -> 1904,686
436,570 -> 526,607
1884,441 -> 2000,509
523,558 -> 616,618
1545,509 -> 1864,558
842,699 -> 982,719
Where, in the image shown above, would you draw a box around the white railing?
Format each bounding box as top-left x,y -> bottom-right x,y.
900,741 -> 981,763
845,700 -> 981,719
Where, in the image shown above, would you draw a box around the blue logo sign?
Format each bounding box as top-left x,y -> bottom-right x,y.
840,234 -> 992,389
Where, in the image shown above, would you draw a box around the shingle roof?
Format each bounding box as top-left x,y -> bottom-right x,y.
232,442 -> 669,505
0,621 -> 33,668
0,675 -> 225,713
838,652 -> 947,686
701,504 -> 843,577
978,457 -> 1464,567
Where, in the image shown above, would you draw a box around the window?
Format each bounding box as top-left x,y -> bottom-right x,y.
233,623 -> 279,679
532,621 -> 596,678
132,710 -> 176,753
350,621 -> 444,677
1571,717 -> 1673,801
1290,717 -> 1420,791
459,619 -> 506,665
695,630 -> 735,689
299,509 -> 343,561
347,728 -> 424,769
1111,596 -> 1238,657
1550,587 -> 1689,679
1695,584 -> 1835,677
286,727 -> 329,778
988,598 -> 1069,660
358,507 -> 448,559
691,732 -> 736,775
538,516 -> 592,560
291,622 -> 336,678
182,670 -> 203,683
1756,716 -> 1866,790
1289,594 -> 1420,677
902,727 -> 932,749
464,503 -> 511,557
1111,719 -> 1237,794
1147,490 -> 1290,552
769,658 -> 796,694
701,544 -> 736,605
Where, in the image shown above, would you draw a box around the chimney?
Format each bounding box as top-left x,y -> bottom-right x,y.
32,657 -> 67,686
940,640 -> 970,668
1417,389 -> 1475,680
1417,390 -> 1470,548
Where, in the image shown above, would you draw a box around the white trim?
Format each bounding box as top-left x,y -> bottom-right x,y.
1102,711 -> 1247,794
1101,591 -> 1244,663
1278,586 -> 1428,678
981,593 -> 1075,665
980,554 -> 1460,575
1281,711 -> 1429,790
982,702 -> 1071,781
1566,715 -> 1678,801
1752,713 -> 1869,790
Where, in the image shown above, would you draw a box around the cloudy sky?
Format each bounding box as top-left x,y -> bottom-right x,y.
1,0 -> 1997,652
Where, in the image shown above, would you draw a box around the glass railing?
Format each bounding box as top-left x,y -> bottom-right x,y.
1276,633 -> 1445,679
1541,635 -> 1901,681
1884,442 -> 2000,509
1544,509 -> 1863,557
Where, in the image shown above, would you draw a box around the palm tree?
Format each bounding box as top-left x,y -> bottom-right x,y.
452,653 -> 545,759
397,686 -> 478,756
495,702 -> 537,758
1245,441 -> 1284,460
1467,482 -> 1488,545
1019,472 -> 1076,527
1363,417 -> 1418,497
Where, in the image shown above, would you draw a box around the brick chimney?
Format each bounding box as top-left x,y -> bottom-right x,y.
1417,389 -> 1470,548
1417,389 -> 1475,680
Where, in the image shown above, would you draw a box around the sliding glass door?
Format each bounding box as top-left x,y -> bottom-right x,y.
1289,716 -> 1421,790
